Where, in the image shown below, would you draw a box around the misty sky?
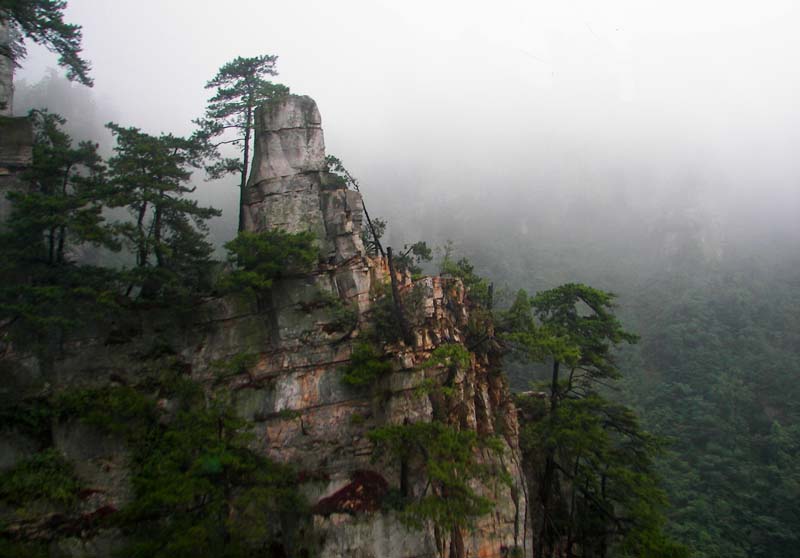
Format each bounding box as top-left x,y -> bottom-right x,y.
15,0 -> 800,253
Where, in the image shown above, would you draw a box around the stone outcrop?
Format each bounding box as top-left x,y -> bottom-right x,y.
242,95 -> 372,320
0,95 -> 528,557
239,95 -> 527,556
0,20 -> 13,117
243,95 -> 364,264
0,115 -> 33,226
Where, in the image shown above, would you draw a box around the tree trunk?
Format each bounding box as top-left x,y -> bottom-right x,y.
360,197 -> 384,257
387,247 -> 414,345
550,360 -> 560,412
238,103 -> 252,233
136,202 -> 148,267
449,526 -> 465,558
537,360 -> 562,558
47,227 -> 56,265
56,225 -> 66,264
598,474 -> 608,558
56,167 -> 70,264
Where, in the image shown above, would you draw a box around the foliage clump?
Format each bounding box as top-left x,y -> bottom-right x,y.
194,55 -> 289,232
501,283 -> 685,558
0,110 -> 122,351
305,289 -> 358,334
369,421 -> 509,543
0,448 -> 82,506
421,344 -> 472,371
106,122 -> 221,301
394,241 -> 433,277
341,342 -> 393,387
1,0 -> 93,87
220,230 -> 317,294
117,394 -> 308,558
0,358 -> 311,557
440,252 -> 491,307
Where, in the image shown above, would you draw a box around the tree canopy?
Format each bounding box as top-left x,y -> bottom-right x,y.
0,110 -> 119,352
106,123 -> 221,300
194,55 -> 288,232
501,283 -> 682,557
0,0 -> 92,86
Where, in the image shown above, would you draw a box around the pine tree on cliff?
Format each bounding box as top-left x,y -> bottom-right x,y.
106,123 -> 221,300
503,285 -> 686,557
194,55 -> 289,232
0,111 -> 119,352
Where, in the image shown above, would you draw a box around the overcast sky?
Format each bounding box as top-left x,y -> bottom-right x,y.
16,0 -> 800,253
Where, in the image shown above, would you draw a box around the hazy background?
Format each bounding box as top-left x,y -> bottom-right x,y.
12,4 -> 800,554
14,0 -> 800,271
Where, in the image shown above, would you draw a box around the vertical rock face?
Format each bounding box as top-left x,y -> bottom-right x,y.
0,95 -> 528,558
242,95 -> 365,264
235,95 -> 528,558
0,20 -> 13,117
242,94 -> 375,337
0,116 -> 33,227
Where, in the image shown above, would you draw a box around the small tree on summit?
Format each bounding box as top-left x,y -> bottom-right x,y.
194,55 -> 289,232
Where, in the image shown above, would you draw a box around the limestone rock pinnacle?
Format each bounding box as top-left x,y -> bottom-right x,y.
242,94 -> 365,264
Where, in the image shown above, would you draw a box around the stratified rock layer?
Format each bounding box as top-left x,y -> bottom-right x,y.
0,95 -> 529,558
0,116 -> 33,226
240,96 -> 527,556
243,95 -> 364,264
0,20 -> 13,117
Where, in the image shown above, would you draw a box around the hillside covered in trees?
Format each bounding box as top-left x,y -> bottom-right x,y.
2,2 -> 799,558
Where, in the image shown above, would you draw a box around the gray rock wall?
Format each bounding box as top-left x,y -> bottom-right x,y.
0,116 -> 33,227
0,20 -> 13,117
0,95 -> 529,558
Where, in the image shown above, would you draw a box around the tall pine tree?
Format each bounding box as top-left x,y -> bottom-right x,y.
194,55 -> 288,231
0,110 -> 119,352
107,123 -> 220,301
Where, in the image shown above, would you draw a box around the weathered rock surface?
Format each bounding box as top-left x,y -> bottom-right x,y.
0,95 -> 528,557
0,115 -> 33,226
243,95 -> 365,264
0,20 -> 13,117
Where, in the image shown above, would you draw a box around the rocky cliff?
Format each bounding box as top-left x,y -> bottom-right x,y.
0,115 -> 32,226
0,20 -> 13,117
0,95 -> 527,557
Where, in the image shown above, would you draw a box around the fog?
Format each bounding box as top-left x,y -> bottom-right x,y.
14,0 -> 800,280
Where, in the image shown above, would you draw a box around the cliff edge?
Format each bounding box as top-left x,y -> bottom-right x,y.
0,95 -> 527,558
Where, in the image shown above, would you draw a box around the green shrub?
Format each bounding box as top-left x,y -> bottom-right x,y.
341,343 -> 393,386
219,230 -> 318,293
421,344 -> 472,371
54,384 -> 156,435
369,421 -> 509,532
440,255 -> 491,307
0,448 -> 82,506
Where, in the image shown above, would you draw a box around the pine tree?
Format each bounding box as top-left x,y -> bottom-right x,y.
194,55 -> 288,232
502,284 -> 684,557
1,0 -> 92,115
0,110 -> 119,351
106,123 -> 220,301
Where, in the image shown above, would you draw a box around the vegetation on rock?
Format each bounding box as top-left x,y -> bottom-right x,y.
1,362 -> 311,558
106,122 -> 221,301
369,421 -> 509,556
194,55 -> 289,232
340,342 -> 393,387
219,229 -> 318,294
